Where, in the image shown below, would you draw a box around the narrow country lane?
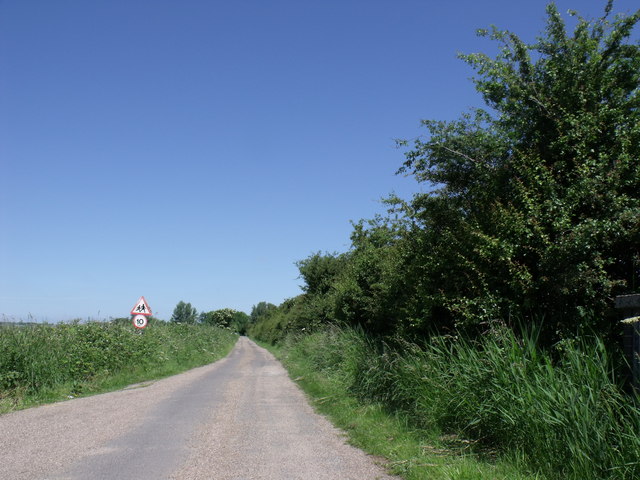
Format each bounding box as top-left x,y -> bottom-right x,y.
0,337 -> 396,480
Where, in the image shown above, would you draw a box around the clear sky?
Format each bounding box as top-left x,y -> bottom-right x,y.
1,0 -> 637,322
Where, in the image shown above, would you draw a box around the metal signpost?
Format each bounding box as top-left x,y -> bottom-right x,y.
615,294 -> 640,393
131,296 -> 152,330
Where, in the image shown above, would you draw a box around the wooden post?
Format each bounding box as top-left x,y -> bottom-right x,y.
615,294 -> 640,393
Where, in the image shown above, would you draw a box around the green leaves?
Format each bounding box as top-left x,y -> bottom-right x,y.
296,252 -> 347,296
252,2 -> 639,345
393,1 -> 640,340
170,301 -> 198,324
0,323 -> 236,406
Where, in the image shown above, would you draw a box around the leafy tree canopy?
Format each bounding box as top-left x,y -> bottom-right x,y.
250,302 -> 277,323
170,301 -> 198,324
250,1 -> 640,346
395,0 -> 640,338
199,308 -> 236,328
296,252 -> 347,296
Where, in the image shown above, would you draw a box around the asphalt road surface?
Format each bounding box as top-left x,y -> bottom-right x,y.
0,337 -> 396,480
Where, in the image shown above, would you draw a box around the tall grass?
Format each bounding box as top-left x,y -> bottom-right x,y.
0,322 -> 237,411
281,326 -> 640,480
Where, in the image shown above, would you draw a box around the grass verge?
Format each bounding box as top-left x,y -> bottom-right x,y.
258,330 -> 540,480
0,322 -> 238,413
258,324 -> 640,480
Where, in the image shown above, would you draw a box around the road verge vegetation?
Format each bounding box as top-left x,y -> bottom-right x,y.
0,321 -> 237,413
257,326 -> 640,480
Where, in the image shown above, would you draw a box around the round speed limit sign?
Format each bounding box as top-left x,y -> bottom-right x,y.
132,315 -> 148,329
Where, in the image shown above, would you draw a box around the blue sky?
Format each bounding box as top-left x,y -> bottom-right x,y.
1,0 -> 637,322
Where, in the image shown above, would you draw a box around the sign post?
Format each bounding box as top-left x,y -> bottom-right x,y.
130,296 -> 152,330
615,294 -> 640,393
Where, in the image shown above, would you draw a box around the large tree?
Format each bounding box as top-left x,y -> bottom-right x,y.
170,301 -> 198,324
249,302 -> 277,323
396,1 -> 640,339
199,308 -> 236,328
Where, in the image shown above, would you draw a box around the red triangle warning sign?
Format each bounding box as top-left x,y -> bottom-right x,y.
131,296 -> 152,316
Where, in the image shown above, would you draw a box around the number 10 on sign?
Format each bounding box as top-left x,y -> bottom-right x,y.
133,315 -> 148,329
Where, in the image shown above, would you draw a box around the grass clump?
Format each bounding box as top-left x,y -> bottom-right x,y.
0,321 -> 237,412
265,327 -> 539,480
266,325 -> 640,480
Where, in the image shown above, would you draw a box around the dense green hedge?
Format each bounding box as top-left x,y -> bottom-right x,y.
249,3 -> 640,347
0,322 -> 237,405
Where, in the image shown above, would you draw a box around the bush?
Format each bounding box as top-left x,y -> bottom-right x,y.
0,322 -> 236,403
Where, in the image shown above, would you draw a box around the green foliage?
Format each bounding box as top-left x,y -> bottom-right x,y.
253,2 -> 639,346
277,325 -> 640,480
356,329 -> 640,479
199,308 -> 234,328
0,322 -> 237,411
230,311 -> 251,335
394,2 -> 640,339
199,309 -> 250,334
251,2 -> 640,343
247,301 -> 281,342
273,328 -> 540,480
170,300 -> 198,324
296,252 -> 347,296
248,297 -> 304,344
330,218 -> 410,335
249,301 -> 277,323
249,263 -> 359,342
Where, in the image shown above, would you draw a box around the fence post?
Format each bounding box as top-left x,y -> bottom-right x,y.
615,294 -> 640,393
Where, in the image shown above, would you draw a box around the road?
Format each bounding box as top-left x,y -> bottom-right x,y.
0,337 -> 396,480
